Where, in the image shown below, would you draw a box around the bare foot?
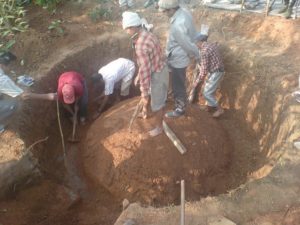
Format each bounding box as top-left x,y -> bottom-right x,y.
137,111 -> 148,119
148,126 -> 163,137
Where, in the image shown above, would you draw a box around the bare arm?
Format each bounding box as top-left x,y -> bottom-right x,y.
22,92 -> 57,101
97,95 -> 109,114
92,95 -> 109,120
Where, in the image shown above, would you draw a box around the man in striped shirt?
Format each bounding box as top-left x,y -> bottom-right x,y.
122,11 -> 169,137
194,33 -> 225,118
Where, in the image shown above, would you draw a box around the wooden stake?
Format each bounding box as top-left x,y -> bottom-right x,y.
163,120 -> 187,154
181,180 -> 185,225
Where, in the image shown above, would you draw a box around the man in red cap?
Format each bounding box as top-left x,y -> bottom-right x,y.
23,71 -> 88,125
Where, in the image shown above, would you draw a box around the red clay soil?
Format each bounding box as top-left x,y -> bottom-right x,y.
83,97 -> 233,205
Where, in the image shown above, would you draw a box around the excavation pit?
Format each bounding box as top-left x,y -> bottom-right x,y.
1,3 -> 300,224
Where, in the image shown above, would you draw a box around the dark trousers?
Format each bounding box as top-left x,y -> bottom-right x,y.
79,80 -> 88,118
170,66 -> 187,111
284,0 -> 296,7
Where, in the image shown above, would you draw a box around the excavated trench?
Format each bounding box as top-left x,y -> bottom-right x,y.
1,10 -> 300,225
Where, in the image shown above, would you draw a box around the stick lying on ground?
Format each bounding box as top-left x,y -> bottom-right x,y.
128,99 -> 143,132
163,120 -> 187,154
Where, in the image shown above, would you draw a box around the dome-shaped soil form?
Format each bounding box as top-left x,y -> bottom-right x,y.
83,97 -> 233,205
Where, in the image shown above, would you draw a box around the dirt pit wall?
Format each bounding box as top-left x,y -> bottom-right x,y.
113,10 -> 300,225
0,32 -> 134,197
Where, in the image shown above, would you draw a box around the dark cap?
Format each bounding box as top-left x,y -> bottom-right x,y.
91,73 -> 103,83
0,52 -> 16,65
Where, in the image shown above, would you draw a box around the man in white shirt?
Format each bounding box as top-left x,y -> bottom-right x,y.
0,52 -> 23,133
91,58 -> 135,119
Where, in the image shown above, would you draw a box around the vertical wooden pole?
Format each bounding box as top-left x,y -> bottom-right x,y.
180,180 -> 185,225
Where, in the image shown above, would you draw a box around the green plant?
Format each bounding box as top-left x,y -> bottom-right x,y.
34,0 -> 61,10
48,19 -> 64,35
0,39 -> 16,54
88,7 -> 112,22
0,0 -> 29,38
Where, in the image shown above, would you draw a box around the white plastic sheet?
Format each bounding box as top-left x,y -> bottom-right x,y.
0,69 -> 24,98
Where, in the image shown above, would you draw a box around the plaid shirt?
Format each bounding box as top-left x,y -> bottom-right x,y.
194,42 -> 224,87
134,30 -> 165,97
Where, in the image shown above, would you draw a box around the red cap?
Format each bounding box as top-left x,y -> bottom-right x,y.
62,84 -> 75,104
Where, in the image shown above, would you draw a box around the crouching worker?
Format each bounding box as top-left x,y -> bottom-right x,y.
122,11 -> 169,137
194,33 -> 225,118
22,71 -> 88,125
0,52 -> 23,133
91,58 -> 135,119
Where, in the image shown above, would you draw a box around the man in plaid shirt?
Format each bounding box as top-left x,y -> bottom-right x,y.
194,33 -> 225,118
122,11 -> 169,137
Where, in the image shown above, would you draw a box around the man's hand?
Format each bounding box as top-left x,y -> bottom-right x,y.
21,92 -> 31,100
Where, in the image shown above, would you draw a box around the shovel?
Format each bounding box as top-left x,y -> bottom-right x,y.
68,105 -> 80,143
128,99 -> 143,133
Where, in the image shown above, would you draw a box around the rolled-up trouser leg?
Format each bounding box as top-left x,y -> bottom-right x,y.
170,66 -> 187,111
203,71 -> 224,107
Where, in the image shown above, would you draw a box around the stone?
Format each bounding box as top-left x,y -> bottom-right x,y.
123,218 -> 136,225
122,198 -> 130,211
207,215 -> 236,225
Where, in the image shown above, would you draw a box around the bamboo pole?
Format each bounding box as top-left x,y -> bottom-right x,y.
180,180 -> 185,225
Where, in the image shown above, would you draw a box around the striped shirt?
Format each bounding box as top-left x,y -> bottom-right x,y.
134,30 -> 166,97
195,42 -> 224,86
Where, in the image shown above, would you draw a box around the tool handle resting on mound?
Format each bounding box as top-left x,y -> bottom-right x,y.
163,120 -> 187,155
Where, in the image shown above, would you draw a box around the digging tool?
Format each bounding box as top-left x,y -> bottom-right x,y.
128,99 -> 143,132
163,120 -> 187,154
68,104 -> 80,143
188,80 -> 204,104
56,98 -> 66,157
265,0 -> 276,16
188,64 -> 204,104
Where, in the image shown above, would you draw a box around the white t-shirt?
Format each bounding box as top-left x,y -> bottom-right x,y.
98,58 -> 135,96
0,68 -> 23,97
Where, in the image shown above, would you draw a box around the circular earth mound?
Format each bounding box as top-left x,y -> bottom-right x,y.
83,97 -> 233,205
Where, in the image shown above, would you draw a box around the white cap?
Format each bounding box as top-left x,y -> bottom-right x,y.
158,0 -> 179,10
122,11 -> 142,30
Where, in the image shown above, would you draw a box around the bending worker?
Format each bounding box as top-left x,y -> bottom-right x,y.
193,33 -> 225,118
23,71 -> 88,125
91,58 -> 135,119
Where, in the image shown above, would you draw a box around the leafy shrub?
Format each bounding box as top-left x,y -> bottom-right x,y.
34,0 -> 61,10
0,0 -> 28,54
0,39 -> 16,54
0,0 -> 29,38
88,7 -> 112,22
48,19 -> 64,35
